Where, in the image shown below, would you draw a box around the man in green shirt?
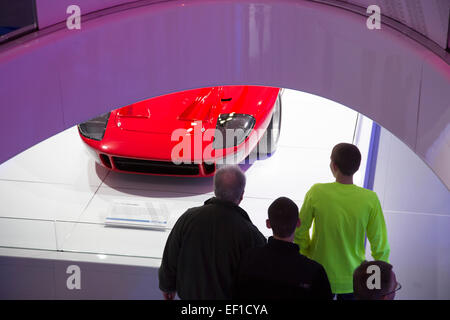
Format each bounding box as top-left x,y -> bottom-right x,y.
294,143 -> 390,299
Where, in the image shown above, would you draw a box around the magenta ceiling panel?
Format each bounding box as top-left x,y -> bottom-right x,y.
35,0 -> 139,28
329,0 -> 450,49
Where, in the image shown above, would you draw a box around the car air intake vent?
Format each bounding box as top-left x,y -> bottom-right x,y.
100,154 -> 112,168
203,162 -> 215,175
112,157 -> 200,175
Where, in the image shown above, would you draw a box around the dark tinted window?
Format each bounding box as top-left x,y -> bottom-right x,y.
0,0 -> 37,43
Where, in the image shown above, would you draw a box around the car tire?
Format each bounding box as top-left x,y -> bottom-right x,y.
256,93 -> 282,158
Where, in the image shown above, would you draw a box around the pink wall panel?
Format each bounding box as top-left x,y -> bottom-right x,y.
416,53 -> 450,187
0,0 -> 449,187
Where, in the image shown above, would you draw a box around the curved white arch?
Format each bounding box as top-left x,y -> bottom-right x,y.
0,0 -> 449,187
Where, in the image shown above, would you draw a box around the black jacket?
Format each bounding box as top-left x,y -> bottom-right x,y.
158,197 -> 267,299
234,237 -> 333,300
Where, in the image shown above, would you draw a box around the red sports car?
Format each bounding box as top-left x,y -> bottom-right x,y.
78,86 -> 282,177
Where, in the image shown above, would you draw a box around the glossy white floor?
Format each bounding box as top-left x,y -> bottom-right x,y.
0,89 -> 360,265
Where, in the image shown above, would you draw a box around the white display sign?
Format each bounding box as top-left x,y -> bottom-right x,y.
105,199 -> 169,230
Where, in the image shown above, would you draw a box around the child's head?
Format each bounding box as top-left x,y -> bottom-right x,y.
330,143 -> 361,177
266,197 -> 300,239
353,260 -> 398,300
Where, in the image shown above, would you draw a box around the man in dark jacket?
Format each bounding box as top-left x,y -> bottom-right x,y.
158,165 -> 267,300
234,197 -> 333,300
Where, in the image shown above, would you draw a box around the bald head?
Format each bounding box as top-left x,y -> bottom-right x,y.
213,165 -> 246,204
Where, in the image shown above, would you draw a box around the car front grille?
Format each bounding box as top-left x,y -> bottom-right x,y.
112,157 -> 202,175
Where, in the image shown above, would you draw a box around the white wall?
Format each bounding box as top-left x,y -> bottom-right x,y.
368,128 -> 450,300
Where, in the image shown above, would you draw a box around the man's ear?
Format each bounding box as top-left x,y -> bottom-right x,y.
296,218 -> 301,228
266,219 -> 271,229
332,161 -> 341,175
237,191 -> 244,205
329,160 -> 335,176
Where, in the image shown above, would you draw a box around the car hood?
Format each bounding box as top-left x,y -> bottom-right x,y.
114,87 -> 244,135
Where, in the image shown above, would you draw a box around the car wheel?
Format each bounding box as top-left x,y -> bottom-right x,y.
256,93 -> 282,158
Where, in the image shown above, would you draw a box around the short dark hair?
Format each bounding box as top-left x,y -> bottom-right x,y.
353,260 -> 395,300
331,143 -> 361,176
268,197 -> 299,238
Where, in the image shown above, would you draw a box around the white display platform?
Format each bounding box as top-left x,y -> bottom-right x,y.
0,89 -> 363,264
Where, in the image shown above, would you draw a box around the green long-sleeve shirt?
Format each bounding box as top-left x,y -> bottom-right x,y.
294,182 -> 390,294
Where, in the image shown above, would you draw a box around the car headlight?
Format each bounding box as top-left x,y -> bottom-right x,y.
213,113 -> 256,149
78,112 -> 111,141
